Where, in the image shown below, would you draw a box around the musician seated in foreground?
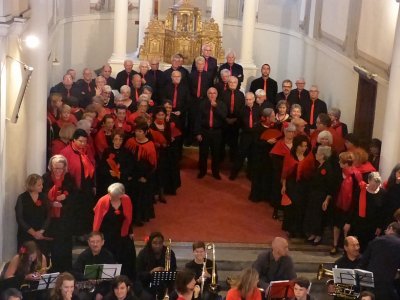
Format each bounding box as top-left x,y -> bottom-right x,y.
0,288 -> 23,300
103,276 -> 139,300
170,269 -> 200,300
334,236 -> 361,269
252,237 -> 296,291
289,277 -> 315,300
136,232 -> 177,300
359,291 -> 375,300
184,241 -> 218,297
226,268 -> 261,300
50,272 -> 79,300
72,231 -> 116,300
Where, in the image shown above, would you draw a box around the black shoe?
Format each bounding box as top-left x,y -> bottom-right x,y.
197,172 -> 206,179
213,173 -> 221,180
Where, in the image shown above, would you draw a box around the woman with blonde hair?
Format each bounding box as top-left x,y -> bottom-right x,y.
226,268 -> 261,300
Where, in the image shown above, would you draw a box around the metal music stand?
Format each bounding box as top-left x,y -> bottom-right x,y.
266,280 -> 295,300
84,264 -> 122,280
37,272 -> 60,290
150,271 -> 177,288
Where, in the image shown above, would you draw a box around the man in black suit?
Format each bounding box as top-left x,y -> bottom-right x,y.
249,64 -> 278,106
219,50 -> 244,89
192,44 -> 218,83
215,68 -> 231,96
194,87 -> 227,180
115,59 -> 138,91
50,73 -> 81,100
291,78 -> 310,104
100,64 -> 116,89
300,85 -> 327,130
76,68 -> 96,108
276,79 -> 298,107
163,54 -> 190,87
359,222 -> 400,300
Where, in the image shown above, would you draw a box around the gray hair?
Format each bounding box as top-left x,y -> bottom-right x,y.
120,85 -> 131,94
255,89 -> 266,97
245,92 -> 255,100
368,171 -> 382,184
262,108 -> 274,118
95,75 -> 106,84
103,85 -> 112,93
317,130 -> 333,145
138,94 -> 149,102
284,123 -> 297,132
220,69 -> 230,77
76,119 -> 92,133
225,49 -> 236,58
48,154 -> 69,172
290,104 -> 302,112
139,60 -> 150,68
328,107 -> 341,119
108,183 -> 125,196
195,56 -> 205,64
228,76 -> 238,84
316,145 -> 332,161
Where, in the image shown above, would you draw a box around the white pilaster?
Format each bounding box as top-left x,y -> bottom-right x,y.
136,0 -> 153,57
26,0 -> 48,174
211,0 -> 225,36
109,0 -> 128,63
380,3 -> 400,179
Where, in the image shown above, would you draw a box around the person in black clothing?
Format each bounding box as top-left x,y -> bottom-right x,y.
229,92 -> 260,181
359,222 -> 400,300
300,85 -> 327,130
334,236 -> 361,269
104,275 -> 140,300
100,64 -> 116,89
249,64 -> 278,106
276,79 -> 298,107
194,87 -> 228,180
163,54 -> 190,88
147,58 -> 165,104
218,50 -> 244,89
291,78 -> 310,105
42,155 -> 76,272
76,68 -> 96,108
192,44 -> 218,84
115,59 -> 138,91
136,232 -> 177,300
15,174 -> 51,253
214,69 -> 231,96
49,74 -> 81,100
383,163 -> 400,227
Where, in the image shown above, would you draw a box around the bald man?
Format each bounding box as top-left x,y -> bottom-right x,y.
334,236 -> 361,269
252,237 -> 296,290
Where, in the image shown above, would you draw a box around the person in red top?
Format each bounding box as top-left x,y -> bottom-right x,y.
60,129 -> 96,238
125,121 -> 157,226
51,124 -> 76,156
226,268 -> 261,300
93,182 -> 136,279
94,114 -> 115,159
281,134 -> 315,238
328,107 -> 348,138
114,105 -> 133,134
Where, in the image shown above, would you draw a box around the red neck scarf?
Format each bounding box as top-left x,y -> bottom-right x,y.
336,167 -> 366,215
72,141 -> 95,179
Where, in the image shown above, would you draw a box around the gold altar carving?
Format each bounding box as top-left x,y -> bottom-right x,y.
139,0 -> 225,65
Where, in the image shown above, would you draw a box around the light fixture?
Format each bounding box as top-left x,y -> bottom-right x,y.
24,34 -> 40,49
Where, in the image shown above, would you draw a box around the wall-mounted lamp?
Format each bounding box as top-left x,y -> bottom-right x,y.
6,55 -> 34,123
353,65 -> 377,80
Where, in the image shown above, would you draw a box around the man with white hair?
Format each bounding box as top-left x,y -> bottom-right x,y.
218,50 -> 244,89
100,64 -> 116,89
252,237 -> 296,290
192,44 -> 218,82
301,85 -> 327,130
115,59 -> 138,91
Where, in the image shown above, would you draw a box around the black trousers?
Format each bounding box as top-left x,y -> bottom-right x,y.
222,124 -> 240,162
231,131 -> 257,175
199,129 -> 222,174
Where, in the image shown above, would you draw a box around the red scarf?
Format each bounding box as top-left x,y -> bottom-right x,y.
336,167 -> 366,214
106,153 -> 121,179
72,141 -> 95,179
47,174 -> 67,218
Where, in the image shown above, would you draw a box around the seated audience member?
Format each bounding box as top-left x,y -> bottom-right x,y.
303,146 -> 334,245
42,155 -> 76,272
359,222 -> 400,300
301,85 -> 327,130
185,241 -> 217,298
359,291 -> 375,300
4,241 -> 48,283
125,122 -> 156,225
93,183 -> 136,280
97,129 -> 134,197
275,100 -> 290,125
348,172 -> 385,252
136,232 -> 177,299
249,64 -> 277,105
51,123 -> 76,156
290,277 -> 314,300
60,129 -> 96,239
281,135 -> 314,238
170,269 -> 200,300
328,107 -> 348,138
368,138 -> 381,171
219,50 -> 244,89
330,152 -> 363,255
384,163 -> 400,226
252,237 -> 296,290
276,79 -> 298,107
226,268 -> 261,300
289,104 -> 302,120
255,89 -> 274,110
100,64 -> 116,89
334,236 -> 361,269
72,231 -> 115,281
50,272 -> 79,300
15,174 -> 50,251
103,275 -> 139,300
0,288 -> 23,300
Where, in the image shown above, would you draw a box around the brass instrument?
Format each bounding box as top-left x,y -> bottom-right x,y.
19,255 -> 53,290
316,264 -> 358,300
163,238 -> 172,300
206,243 -> 219,293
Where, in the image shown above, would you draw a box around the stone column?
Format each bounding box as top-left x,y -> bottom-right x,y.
136,0 -> 153,56
110,0 -> 128,62
211,0 -> 225,36
380,2 -> 400,179
26,0 -> 48,174
239,0 -> 258,91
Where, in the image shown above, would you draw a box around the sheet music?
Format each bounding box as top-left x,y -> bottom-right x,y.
354,269 -> 374,288
333,268 -> 357,285
37,272 -> 60,290
101,264 -> 122,279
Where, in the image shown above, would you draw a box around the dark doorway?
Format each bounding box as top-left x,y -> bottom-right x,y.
353,73 -> 377,147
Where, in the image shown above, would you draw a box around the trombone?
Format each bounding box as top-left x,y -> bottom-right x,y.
200,243 -> 219,295
162,238 -> 172,300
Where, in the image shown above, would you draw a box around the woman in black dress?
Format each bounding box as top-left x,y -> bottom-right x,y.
15,174 -> 51,253
93,183 -> 136,280
42,154 -> 76,272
